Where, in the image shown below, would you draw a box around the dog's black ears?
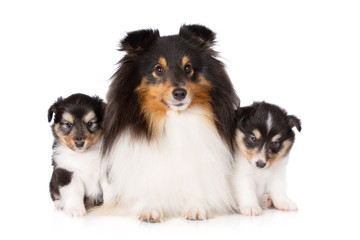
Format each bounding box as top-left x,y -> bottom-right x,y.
287,115 -> 302,132
120,29 -> 160,54
48,103 -> 57,123
179,24 -> 216,49
235,106 -> 254,130
48,97 -> 63,123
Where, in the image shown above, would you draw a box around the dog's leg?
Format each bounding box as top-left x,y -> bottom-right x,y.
59,174 -> 86,217
267,174 -> 297,211
136,197 -> 164,223
235,178 -> 263,216
259,193 -> 273,209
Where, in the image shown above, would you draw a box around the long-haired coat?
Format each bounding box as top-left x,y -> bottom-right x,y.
101,25 -> 239,222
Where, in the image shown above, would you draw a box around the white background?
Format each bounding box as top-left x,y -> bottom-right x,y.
1,0 -> 359,239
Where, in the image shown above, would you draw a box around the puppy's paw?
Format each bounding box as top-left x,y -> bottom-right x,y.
259,193 -> 273,209
184,207 -> 207,221
65,208 -> 86,217
239,205 -> 263,216
139,209 -> 162,223
273,199 -> 298,211
53,200 -> 63,210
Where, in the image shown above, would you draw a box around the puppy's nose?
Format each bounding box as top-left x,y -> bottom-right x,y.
75,141 -> 85,148
172,88 -> 187,101
256,161 -> 266,169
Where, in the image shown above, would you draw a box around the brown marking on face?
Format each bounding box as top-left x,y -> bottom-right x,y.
158,57 -> 167,69
136,77 -> 170,137
253,129 -> 261,140
83,128 -> 103,149
185,74 -> 215,125
267,139 -> 293,166
54,123 -> 76,150
62,112 -> 74,124
83,111 -> 96,123
235,130 -> 257,164
271,134 -> 281,142
181,56 -> 194,76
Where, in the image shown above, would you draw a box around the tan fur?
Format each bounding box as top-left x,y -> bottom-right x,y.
253,129 -> 261,140
83,111 -> 96,123
267,139 -> 293,166
236,130 -> 256,163
136,77 -> 170,137
54,123 -> 76,150
136,74 -> 216,138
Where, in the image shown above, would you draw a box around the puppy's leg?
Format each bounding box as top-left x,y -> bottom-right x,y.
268,174 -> 297,211
259,193 -> 273,209
60,174 -> 86,217
235,178 -> 262,216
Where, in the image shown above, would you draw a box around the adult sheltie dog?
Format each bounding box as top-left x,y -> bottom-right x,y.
101,25 -> 239,222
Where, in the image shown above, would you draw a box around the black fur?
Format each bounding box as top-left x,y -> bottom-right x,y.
102,24 -> 240,155
49,168 -> 73,201
48,93 -> 105,209
236,101 -> 301,156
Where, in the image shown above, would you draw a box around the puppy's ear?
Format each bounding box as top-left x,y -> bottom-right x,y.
48,104 -> 56,123
48,97 -> 63,123
120,29 -> 160,54
235,106 -> 253,130
179,24 -> 216,49
287,115 -> 302,132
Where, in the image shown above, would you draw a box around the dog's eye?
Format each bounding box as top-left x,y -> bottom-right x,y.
87,121 -> 93,127
184,64 -> 192,74
271,141 -> 280,148
66,122 -> 73,128
155,65 -> 165,76
250,135 -> 257,143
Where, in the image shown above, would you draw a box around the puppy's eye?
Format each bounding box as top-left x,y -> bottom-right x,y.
184,64 -> 192,73
272,141 -> 280,148
250,135 -> 257,143
66,122 -> 73,128
87,121 -> 93,127
155,65 -> 164,76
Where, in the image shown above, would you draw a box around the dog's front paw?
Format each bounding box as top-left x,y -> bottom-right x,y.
53,200 -> 63,210
139,209 -> 162,223
273,198 -> 298,211
64,207 -> 86,217
239,205 -> 263,216
184,207 -> 207,221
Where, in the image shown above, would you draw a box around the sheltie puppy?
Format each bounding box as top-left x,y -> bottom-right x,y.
48,93 -> 105,216
232,102 -> 301,216
101,24 -> 240,222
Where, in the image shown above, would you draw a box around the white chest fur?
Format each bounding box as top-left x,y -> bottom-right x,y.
105,107 -> 235,217
233,153 -> 288,196
53,143 -> 102,198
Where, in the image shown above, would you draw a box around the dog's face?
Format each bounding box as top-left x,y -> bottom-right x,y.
102,25 -> 240,155
135,37 -> 213,114
123,26 -> 218,125
48,94 -> 105,152
235,102 -> 301,169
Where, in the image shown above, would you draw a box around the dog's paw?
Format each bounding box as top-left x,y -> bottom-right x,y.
139,209 -> 162,223
184,207 -> 207,221
53,200 -> 63,210
65,208 -> 86,217
259,193 -> 273,209
273,199 -> 298,211
239,205 -> 263,216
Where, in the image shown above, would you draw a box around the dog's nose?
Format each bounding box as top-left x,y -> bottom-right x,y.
172,88 -> 187,101
75,141 -> 85,148
256,161 -> 266,169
